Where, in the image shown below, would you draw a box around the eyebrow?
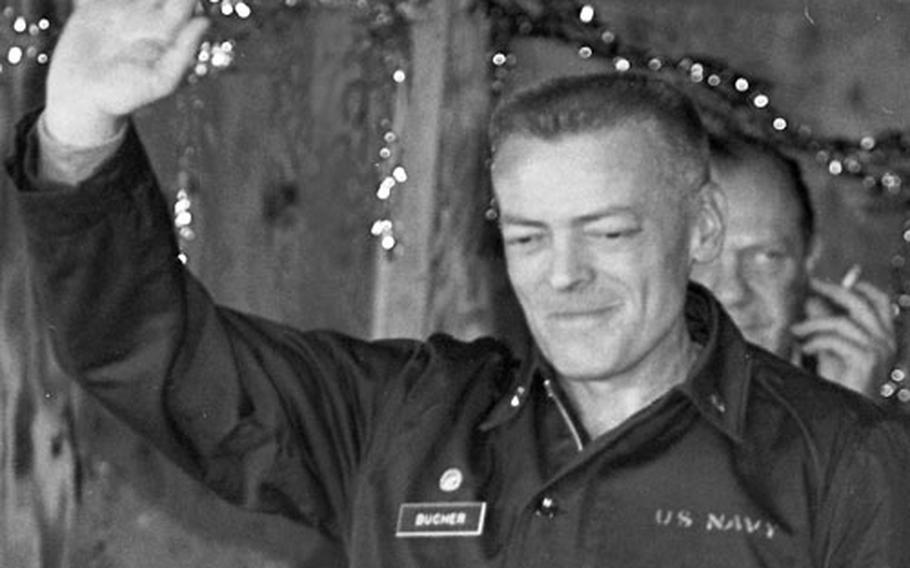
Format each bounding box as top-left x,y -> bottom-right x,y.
498,207 -> 639,227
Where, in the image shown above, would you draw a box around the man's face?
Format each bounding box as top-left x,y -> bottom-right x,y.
690,155 -> 811,357
492,125 -> 718,382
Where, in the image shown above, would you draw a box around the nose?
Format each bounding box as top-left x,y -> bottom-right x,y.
711,254 -> 750,308
548,234 -> 593,291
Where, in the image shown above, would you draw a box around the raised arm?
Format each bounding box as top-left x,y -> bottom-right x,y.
9,0 -> 420,537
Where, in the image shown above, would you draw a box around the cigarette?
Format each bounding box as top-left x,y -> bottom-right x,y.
840,264 -> 862,290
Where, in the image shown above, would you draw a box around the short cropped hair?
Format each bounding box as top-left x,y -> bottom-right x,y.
489,71 -> 710,189
709,133 -> 815,243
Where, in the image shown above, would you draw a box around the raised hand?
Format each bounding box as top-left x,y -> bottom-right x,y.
791,276 -> 897,399
45,0 -> 209,146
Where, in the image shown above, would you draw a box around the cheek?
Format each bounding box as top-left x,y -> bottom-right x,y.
754,272 -> 804,315
504,253 -> 544,296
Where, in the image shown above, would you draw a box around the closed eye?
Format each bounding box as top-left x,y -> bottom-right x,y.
587,227 -> 642,240
503,233 -> 545,247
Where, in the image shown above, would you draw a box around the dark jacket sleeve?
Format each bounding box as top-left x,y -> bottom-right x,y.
7,110 -> 421,538
813,410 -> 910,568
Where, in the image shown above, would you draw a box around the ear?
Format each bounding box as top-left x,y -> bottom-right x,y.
689,181 -> 726,266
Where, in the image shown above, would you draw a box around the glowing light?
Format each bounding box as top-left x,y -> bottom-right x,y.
578,46 -> 592,59
377,176 -> 396,200
491,52 -> 507,66
773,117 -> 787,131
883,172 -> 902,193
392,166 -> 408,183
210,42 -> 235,68
392,69 -> 407,83
579,5 -> 595,23
12,16 -> 26,33
235,1 -> 252,18
734,78 -> 749,92
175,211 -> 192,227
753,93 -> 769,108
613,57 -> 630,72
371,219 -> 392,236
7,46 -> 23,65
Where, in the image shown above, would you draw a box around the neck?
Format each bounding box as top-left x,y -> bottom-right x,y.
558,320 -> 701,439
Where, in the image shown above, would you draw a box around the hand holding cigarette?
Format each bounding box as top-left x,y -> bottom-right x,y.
790,264 -> 897,399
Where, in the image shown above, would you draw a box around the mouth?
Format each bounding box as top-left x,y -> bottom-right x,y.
547,306 -> 617,326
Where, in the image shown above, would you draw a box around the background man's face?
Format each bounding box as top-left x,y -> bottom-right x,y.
690,155 -> 810,357
492,125 -> 700,382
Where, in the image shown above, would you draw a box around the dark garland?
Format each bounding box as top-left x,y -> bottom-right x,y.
482,0 -> 910,201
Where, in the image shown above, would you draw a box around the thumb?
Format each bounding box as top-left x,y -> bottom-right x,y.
153,17 -> 210,95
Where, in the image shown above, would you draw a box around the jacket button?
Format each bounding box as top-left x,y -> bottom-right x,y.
535,496 -> 558,518
709,393 -> 726,414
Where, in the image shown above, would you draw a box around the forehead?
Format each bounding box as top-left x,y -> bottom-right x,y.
491,126 -> 681,217
713,155 -> 805,243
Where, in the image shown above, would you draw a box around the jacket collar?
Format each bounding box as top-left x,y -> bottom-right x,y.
481,282 -> 753,443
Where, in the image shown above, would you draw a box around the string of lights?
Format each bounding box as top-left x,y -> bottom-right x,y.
0,5 -> 55,72
484,0 -> 910,198
191,0 -> 424,253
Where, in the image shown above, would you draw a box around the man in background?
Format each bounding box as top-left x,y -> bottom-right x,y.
691,134 -> 897,400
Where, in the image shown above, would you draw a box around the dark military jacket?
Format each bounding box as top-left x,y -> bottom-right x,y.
11,113 -> 910,568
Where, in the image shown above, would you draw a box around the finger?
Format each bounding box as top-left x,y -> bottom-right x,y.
800,334 -> 871,373
73,0 -> 116,9
800,332 -> 884,372
805,341 -> 879,397
852,281 -> 896,334
152,17 -> 209,94
809,278 -> 890,339
792,315 -> 879,346
791,316 -> 897,363
160,0 -> 201,26
796,319 -> 897,380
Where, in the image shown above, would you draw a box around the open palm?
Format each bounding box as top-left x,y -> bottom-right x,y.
45,0 -> 208,145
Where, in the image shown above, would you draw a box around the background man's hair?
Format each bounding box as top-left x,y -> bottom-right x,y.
709,132 -> 815,243
488,71 -> 710,189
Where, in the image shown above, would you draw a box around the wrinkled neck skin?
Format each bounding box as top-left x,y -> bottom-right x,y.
557,316 -> 701,440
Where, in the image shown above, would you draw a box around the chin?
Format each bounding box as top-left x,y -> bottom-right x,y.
542,339 -> 619,381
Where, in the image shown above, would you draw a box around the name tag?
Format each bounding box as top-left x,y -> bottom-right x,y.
395,502 -> 487,538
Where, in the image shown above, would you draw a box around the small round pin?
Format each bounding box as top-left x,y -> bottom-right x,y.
439,468 -> 463,492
